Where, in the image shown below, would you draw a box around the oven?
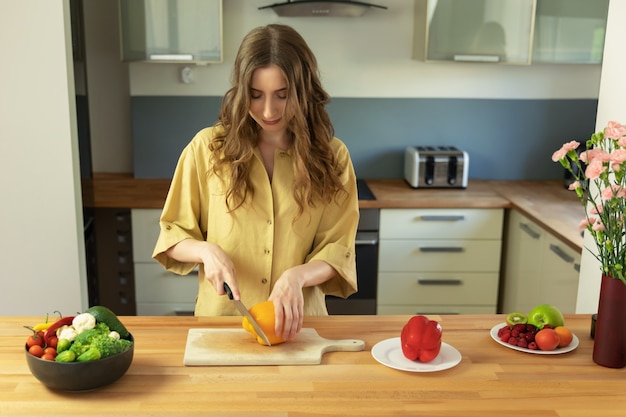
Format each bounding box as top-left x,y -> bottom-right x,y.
326,180 -> 379,315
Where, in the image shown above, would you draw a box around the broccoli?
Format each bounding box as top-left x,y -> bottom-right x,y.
69,322 -> 130,359
91,334 -> 132,358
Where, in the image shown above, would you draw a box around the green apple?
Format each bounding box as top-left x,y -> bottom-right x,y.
527,304 -> 564,329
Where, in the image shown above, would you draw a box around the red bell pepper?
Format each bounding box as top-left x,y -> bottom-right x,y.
400,315 -> 442,363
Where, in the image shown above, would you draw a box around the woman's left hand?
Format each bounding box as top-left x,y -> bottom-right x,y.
268,269 -> 305,341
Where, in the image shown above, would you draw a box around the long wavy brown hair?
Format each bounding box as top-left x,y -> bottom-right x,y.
209,24 -> 346,216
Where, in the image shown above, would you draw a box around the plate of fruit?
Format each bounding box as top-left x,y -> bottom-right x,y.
491,304 -> 579,355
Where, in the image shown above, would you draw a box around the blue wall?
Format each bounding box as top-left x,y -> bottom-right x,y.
131,96 -> 597,180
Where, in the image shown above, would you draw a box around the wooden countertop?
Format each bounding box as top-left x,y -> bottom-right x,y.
3,314 -> 623,417
82,174 -> 584,251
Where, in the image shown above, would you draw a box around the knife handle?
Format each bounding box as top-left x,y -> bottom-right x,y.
223,282 -> 234,300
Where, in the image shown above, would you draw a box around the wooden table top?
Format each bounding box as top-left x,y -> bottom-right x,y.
3,314 -> 624,417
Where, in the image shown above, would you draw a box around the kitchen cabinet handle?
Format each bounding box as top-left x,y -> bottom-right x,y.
419,215 -> 465,221
417,279 -> 462,286
355,232 -> 378,246
574,263 -> 581,272
419,247 -> 464,253
549,244 -> 574,264
519,222 -> 540,239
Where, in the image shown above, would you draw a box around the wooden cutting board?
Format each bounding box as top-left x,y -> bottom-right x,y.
183,328 -> 365,366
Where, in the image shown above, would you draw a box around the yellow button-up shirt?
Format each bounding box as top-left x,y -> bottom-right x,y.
152,127 -> 359,316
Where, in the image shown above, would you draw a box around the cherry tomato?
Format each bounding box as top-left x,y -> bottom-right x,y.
26,332 -> 44,349
43,347 -> 57,357
28,345 -> 44,358
46,335 -> 58,349
41,353 -> 56,361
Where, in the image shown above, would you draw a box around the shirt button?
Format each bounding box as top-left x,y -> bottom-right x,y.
267,220 -> 272,225
345,252 -> 350,258
261,278 -> 268,284
166,225 -> 172,230
264,249 -> 270,254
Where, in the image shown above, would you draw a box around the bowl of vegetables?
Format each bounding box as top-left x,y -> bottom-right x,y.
24,306 -> 134,391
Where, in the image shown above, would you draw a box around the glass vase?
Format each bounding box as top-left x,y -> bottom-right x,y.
592,274 -> 626,368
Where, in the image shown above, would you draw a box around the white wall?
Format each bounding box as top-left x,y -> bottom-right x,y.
0,1 -> 87,315
128,0 -> 602,99
576,0 -> 626,313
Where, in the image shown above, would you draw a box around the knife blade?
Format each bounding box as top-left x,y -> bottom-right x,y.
223,283 -> 272,346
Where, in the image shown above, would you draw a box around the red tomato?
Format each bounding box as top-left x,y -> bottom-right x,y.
26,332 -> 44,349
43,347 -> 57,357
28,345 -> 44,358
46,336 -> 58,349
41,353 -> 56,361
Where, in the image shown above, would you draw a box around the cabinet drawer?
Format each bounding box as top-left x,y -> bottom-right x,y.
378,272 -> 499,305
380,208 -> 503,240
377,305 -> 496,315
134,263 -> 198,304
131,209 -> 161,262
379,240 -> 502,272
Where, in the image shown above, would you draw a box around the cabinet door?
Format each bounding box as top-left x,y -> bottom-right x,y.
119,0 -> 222,63
542,233 -> 580,313
501,210 -> 581,314
414,0 -> 535,64
131,209 -> 161,262
501,210 -> 544,313
533,0 -> 609,63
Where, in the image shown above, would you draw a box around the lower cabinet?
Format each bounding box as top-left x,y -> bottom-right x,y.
501,210 -> 581,314
377,208 -> 503,315
131,209 -> 197,315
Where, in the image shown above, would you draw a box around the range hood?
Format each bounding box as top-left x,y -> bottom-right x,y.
258,1 -> 387,17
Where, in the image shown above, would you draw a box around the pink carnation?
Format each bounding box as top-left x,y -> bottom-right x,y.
568,181 -> 580,191
579,218 -> 593,230
551,140 -> 580,162
592,221 -> 606,232
600,185 -> 626,200
611,149 -> 626,163
604,121 -> 626,139
585,158 -> 606,179
589,205 -> 603,215
581,148 -> 611,164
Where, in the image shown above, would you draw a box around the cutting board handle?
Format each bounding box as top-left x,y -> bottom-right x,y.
320,338 -> 365,353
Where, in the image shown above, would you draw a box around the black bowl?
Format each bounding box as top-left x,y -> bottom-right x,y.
25,334 -> 134,391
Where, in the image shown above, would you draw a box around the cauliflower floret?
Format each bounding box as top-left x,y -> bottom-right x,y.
72,313 -> 96,334
57,325 -> 78,342
108,331 -> 120,340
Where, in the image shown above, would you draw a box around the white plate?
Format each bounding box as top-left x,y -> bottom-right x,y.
490,323 -> 579,355
371,338 -> 462,372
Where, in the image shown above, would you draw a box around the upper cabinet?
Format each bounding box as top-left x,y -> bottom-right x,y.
119,0 -> 222,64
414,0 -> 536,65
413,0 -> 609,65
533,0 -> 609,64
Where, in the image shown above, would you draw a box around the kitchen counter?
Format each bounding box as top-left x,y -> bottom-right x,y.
82,174 -> 584,251
3,314 -> 624,416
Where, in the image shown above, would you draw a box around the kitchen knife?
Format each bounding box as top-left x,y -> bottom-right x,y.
223,283 -> 272,346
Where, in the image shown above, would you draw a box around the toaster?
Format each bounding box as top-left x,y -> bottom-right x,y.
404,146 -> 469,188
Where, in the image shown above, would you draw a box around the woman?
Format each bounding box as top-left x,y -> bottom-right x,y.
152,24 -> 359,341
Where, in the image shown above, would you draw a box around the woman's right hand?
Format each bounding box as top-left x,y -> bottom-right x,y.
165,239 -> 237,297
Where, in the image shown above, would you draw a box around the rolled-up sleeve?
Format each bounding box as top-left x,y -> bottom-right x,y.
152,132 -> 207,275
306,140 -> 359,298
